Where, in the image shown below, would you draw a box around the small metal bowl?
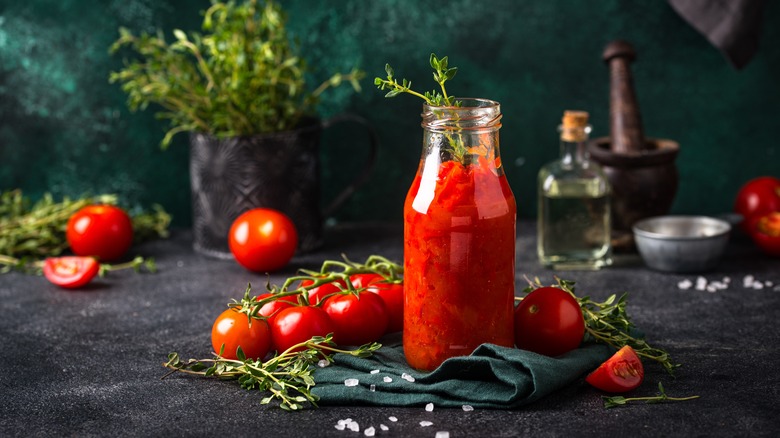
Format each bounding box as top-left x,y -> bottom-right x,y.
632,215 -> 731,273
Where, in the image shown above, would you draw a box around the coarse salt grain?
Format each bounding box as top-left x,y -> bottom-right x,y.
364,426 -> 375,436
425,403 -> 434,412
380,424 -> 389,431
695,277 -> 707,291
753,282 -> 764,290
335,424 -> 346,431
383,376 -> 393,383
348,422 -> 360,432
744,275 -> 755,288
462,405 -> 474,412
370,369 -> 380,374
420,421 -> 433,427
318,359 -> 330,368
435,432 -> 450,438
677,279 -> 693,290
344,378 -> 359,387
401,373 -> 416,382
388,416 -> 398,422
370,384 -> 376,392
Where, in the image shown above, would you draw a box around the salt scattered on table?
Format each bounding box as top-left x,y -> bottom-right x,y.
348,422 -> 360,432
388,416 -> 398,422
677,279 -> 693,290
380,424 -> 389,431
370,369 -> 380,374
317,359 -> 330,368
425,403 -> 434,412
344,378 -> 359,387
462,405 -> 474,412
364,426 -> 375,436
401,373 -> 416,382
420,421 -> 433,427
695,276 -> 707,291
383,376 -> 393,383
370,384 -> 376,392
435,432 -> 450,438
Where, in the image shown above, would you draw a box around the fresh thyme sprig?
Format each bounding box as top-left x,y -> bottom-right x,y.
602,382 -> 700,409
374,53 -> 459,106
0,189 -> 170,273
162,334 -> 381,411
521,277 -> 680,375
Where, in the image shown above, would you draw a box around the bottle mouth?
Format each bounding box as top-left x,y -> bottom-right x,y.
421,98 -> 502,131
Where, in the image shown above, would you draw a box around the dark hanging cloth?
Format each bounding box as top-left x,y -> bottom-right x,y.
668,0 -> 767,69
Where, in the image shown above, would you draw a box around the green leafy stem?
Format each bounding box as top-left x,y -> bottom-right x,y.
521,277 -> 680,375
163,334 -> 381,411
602,382 -> 700,409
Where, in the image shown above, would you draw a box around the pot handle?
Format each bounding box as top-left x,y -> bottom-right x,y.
321,114 -> 379,217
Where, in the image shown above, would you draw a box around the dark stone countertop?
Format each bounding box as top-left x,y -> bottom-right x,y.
1,221 -> 779,437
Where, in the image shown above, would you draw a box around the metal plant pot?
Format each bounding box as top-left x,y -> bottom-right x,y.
189,115 -> 377,258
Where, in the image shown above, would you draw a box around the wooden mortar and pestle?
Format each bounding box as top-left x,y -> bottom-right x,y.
588,40 -> 680,251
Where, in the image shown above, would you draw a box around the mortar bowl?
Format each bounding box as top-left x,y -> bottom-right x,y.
632,215 -> 731,273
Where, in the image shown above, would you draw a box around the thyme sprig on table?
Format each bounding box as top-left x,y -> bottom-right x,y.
602,382 -> 700,409
0,189 -> 170,273
163,334 -> 381,411
522,277 -> 680,375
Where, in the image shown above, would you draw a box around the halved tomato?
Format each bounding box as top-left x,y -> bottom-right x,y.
586,345 -> 644,393
42,256 -> 100,289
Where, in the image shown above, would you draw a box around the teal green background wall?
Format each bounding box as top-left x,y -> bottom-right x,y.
1,0 -> 778,226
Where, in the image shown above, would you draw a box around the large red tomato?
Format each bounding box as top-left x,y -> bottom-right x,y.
228,208 -> 298,272
586,345 -> 644,393
66,205 -> 133,261
734,176 -> 780,229
514,286 -> 585,357
211,308 -> 272,360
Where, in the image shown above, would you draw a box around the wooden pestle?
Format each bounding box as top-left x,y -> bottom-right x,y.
603,40 -> 645,154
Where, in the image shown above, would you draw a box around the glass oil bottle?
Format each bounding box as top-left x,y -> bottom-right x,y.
537,110 -> 612,269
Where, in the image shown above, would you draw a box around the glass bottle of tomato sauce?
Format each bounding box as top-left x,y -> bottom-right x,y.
403,98 -> 516,371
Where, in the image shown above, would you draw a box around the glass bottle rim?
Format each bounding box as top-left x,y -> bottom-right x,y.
421,98 -> 502,132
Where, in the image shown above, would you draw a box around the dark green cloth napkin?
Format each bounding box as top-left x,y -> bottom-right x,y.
312,336 -> 612,409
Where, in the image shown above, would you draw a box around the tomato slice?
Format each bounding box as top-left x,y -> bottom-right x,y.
42,256 -> 100,289
586,345 -> 644,393
748,212 -> 780,257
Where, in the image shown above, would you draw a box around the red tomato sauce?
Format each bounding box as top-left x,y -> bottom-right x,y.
403,157 -> 516,371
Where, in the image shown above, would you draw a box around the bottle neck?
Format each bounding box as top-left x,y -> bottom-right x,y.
558,123 -> 591,166
421,98 -> 503,165
559,138 -> 589,165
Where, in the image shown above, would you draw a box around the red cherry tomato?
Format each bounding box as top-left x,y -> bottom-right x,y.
270,306 -> 334,353
228,208 -> 298,272
211,308 -> 272,360
302,278 -> 347,305
42,256 -> 100,289
734,176 -> 780,230
514,286 -> 585,357
349,273 -> 384,289
322,292 -> 389,346
255,292 -> 297,323
66,205 -> 133,261
586,345 -> 645,393
746,211 -> 780,257
366,281 -> 404,333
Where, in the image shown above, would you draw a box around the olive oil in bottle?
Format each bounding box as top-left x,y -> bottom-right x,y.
537,111 -> 612,270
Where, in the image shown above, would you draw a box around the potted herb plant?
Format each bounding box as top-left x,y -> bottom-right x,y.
110,0 -> 376,257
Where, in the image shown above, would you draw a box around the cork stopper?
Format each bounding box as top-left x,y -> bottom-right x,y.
561,110 -> 590,142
